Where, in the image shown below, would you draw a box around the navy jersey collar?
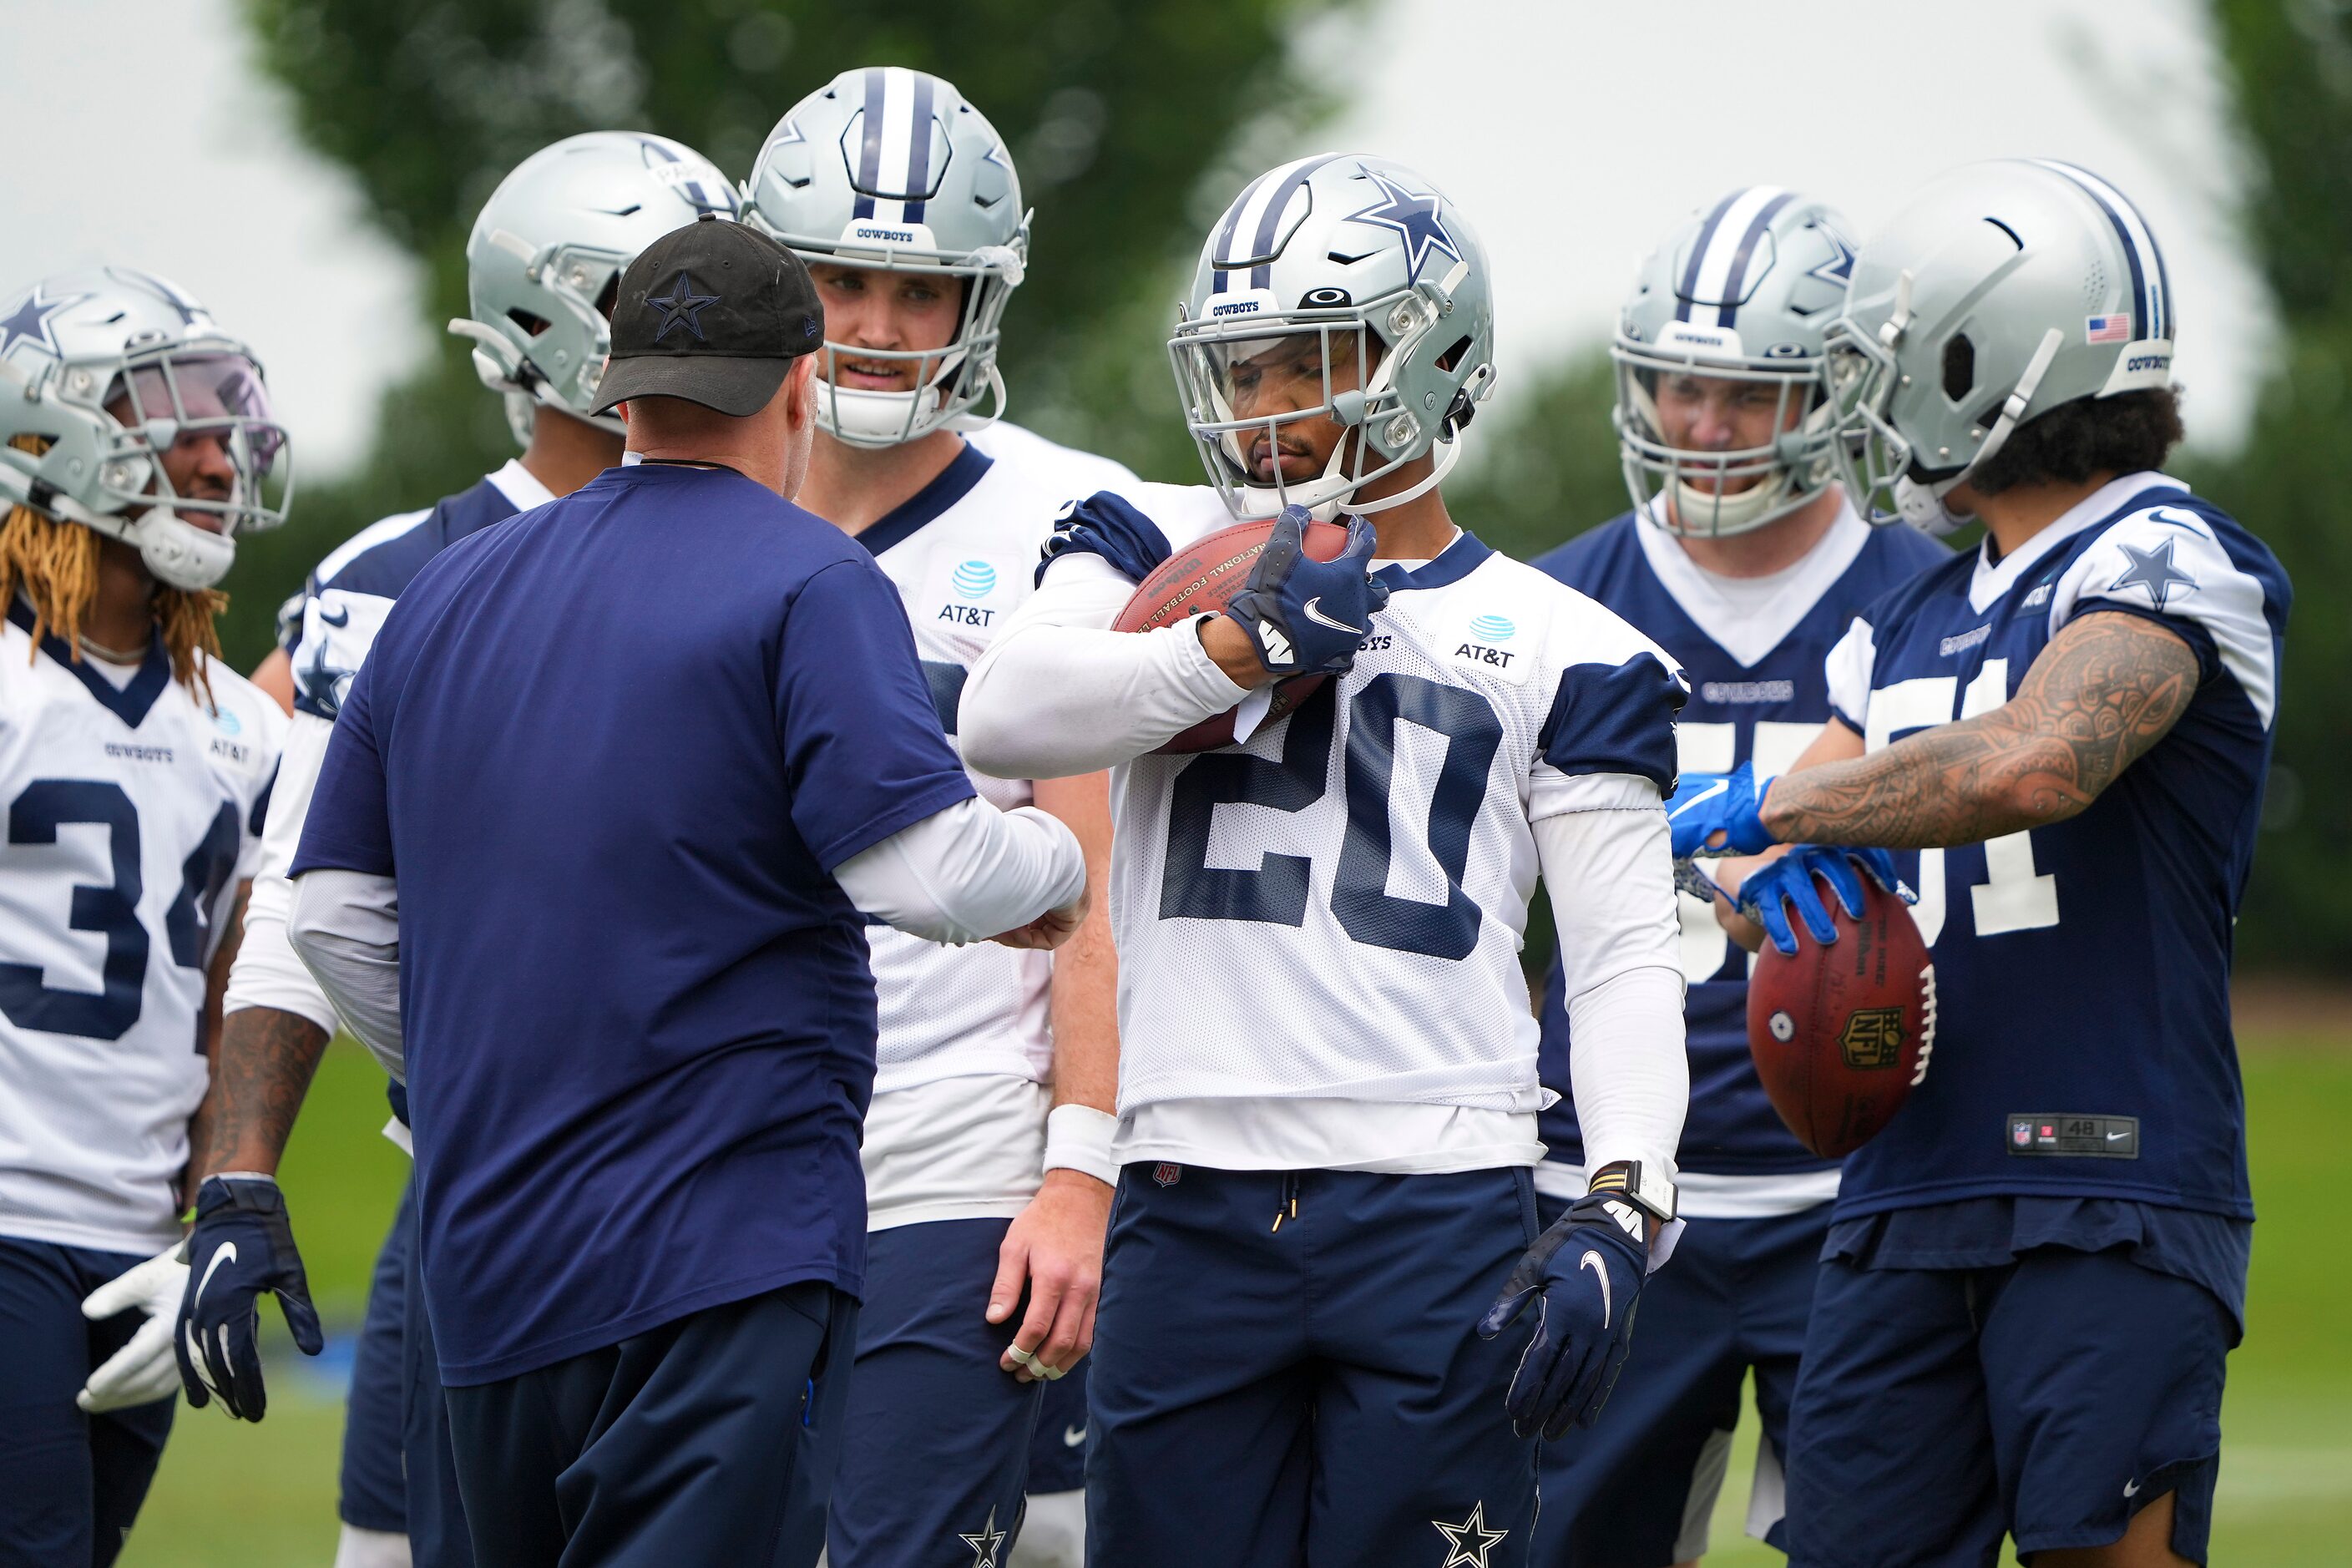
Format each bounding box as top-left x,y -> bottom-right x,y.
852,443 -> 996,559
1374,529 -> 1492,593
8,596 -> 172,728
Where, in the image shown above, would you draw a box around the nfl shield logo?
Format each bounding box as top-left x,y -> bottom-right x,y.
2011,1120 -> 2034,1148
1152,1162 -> 1182,1187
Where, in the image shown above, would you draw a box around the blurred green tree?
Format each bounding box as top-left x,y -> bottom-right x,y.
225,0 -> 1363,661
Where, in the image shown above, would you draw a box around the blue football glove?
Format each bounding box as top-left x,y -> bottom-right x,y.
1476,1192 -> 1649,1439
1737,846 -> 1909,956
175,1176 -> 322,1420
1220,506 -> 1388,677
1664,761 -> 1779,859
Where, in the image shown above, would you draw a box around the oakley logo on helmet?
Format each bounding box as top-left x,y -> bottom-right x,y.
1301,286 -> 1353,308
646,271 -> 721,344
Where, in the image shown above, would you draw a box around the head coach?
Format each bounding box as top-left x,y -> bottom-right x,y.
279,215 -> 1089,1568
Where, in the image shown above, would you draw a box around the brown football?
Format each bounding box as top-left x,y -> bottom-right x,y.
1746,871 -> 1937,1158
1111,517 -> 1353,754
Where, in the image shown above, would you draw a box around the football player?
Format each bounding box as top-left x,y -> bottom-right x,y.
0,268 -> 288,1565
959,154 -> 1692,1566
176,131 -> 733,1568
741,68 -> 1124,1568
1668,160 -> 2287,1567
1525,190 -> 1947,1567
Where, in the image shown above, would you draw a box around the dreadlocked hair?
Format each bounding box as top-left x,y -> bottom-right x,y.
3,435 -> 226,698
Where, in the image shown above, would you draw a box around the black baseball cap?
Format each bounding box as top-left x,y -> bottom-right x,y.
590,214 -> 825,417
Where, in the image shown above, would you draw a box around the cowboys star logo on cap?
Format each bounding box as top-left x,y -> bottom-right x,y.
591,215 -> 826,418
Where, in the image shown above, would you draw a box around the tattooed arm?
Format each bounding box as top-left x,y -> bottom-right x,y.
1761,611 -> 2201,849
190,1005 -> 333,1186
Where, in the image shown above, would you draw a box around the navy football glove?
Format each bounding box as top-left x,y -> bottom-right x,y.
1737,845 -> 1909,955
1220,506 -> 1388,677
175,1176 -> 322,1420
1664,762 -> 1778,859
1477,1192 -> 1649,1439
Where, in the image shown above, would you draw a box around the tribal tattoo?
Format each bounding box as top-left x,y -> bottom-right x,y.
1763,611 -> 2201,849
197,1004 -> 332,1180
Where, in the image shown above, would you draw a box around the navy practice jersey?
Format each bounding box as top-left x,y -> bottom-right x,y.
1532,507 -> 1948,1184
294,462 -> 977,1385
1824,473 -> 2288,1222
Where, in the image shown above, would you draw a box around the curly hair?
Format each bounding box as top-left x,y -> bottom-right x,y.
1966,387 -> 2185,498
3,437 -> 227,697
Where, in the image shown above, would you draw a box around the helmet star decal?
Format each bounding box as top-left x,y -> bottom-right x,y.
0,283 -> 94,362
1806,227 -> 1858,289
1347,170 -> 1462,283
646,271 -> 721,343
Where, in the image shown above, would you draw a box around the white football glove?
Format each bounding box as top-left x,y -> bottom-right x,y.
78,1243 -> 190,1413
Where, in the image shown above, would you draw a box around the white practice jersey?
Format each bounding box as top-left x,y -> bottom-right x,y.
1040,485 -> 1686,1131
859,422 -> 1137,1226
0,609 -> 282,1253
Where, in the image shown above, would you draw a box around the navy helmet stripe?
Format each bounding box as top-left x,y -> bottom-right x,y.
1676,189 -> 1744,322
2042,161 -> 2152,339
1248,154 -> 1344,291
903,73 -> 936,224
641,138 -> 714,215
1209,169 -> 1272,296
853,68 -> 888,221
1715,190 -> 1796,331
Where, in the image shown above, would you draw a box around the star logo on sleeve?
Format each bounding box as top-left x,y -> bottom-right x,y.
645,271 -> 721,344
2108,537 -> 2198,611
1432,1501 -> 1509,1567
0,283 -> 94,361
958,1505 -> 1005,1568
1348,170 -> 1463,283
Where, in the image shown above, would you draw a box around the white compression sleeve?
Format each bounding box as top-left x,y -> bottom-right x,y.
835,796 -> 1086,946
221,709 -> 340,1032
1533,790 -> 1688,1181
959,555 -> 1252,780
289,868 -> 404,1081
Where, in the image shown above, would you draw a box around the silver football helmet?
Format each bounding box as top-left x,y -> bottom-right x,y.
742,67 -> 1029,448
1169,154 -> 1496,521
1823,159 -> 2177,533
448,131 -> 738,443
0,268 -> 290,590
1615,188 -> 1856,537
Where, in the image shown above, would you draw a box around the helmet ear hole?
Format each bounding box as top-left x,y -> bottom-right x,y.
1941,334 -> 1975,402
508,308 -> 552,338
1434,334 -> 1473,374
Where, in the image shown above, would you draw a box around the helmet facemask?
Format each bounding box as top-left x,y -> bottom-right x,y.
453,238 -> 631,435
1614,340 -> 1838,539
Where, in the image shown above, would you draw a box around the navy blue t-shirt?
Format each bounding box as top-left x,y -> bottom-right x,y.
295,461 -> 976,1385
1531,510 -> 1948,1176
1825,474 -> 2288,1226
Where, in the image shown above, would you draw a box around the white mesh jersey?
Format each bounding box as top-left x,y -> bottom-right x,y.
0,615 -> 282,1253
862,422 -> 1137,1101
1055,484 -> 1686,1120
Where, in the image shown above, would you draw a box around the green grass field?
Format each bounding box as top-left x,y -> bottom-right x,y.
123,1036 -> 2352,1565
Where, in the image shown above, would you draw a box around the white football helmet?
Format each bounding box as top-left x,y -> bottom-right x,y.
0,268 -> 289,590
1168,154 -> 1496,521
1823,159 -> 2178,533
742,67 -> 1029,448
1614,188 -> 1856,537
448,131 -> 738,444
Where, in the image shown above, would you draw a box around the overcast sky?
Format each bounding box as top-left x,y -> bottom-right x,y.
8,0 -> 2267,476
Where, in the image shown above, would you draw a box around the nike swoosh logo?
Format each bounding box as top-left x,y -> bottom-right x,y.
1063,1424 -> 1087,1448
2107,1130 -> 2131,1141
316,604 -> 350,628
194,1241 -> 237,1308
1667,778 -> 1729,821
1580,1250 -> 1611,1329
1300,596 -> 1363,634
2123,1479 -> 2141,1497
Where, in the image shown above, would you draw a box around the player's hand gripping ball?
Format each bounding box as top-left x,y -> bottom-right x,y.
1113,506 -> 1382,752
1745,847 -> 1937,1158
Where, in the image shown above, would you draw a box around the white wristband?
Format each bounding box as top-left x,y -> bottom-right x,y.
1042,1104 -> 1120,1187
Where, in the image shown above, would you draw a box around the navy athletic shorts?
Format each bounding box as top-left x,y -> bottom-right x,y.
444,1281 -> 854,1568
1026,1359 -> 1090,1495
828,1219 -> 1044,1566
1532,1198 -> 1828,1565
1785,1198 -> 2244,1566
1087,1164 -> 1540,1568
0,1236 -> 175,1568
339,1183 -> 410,1534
